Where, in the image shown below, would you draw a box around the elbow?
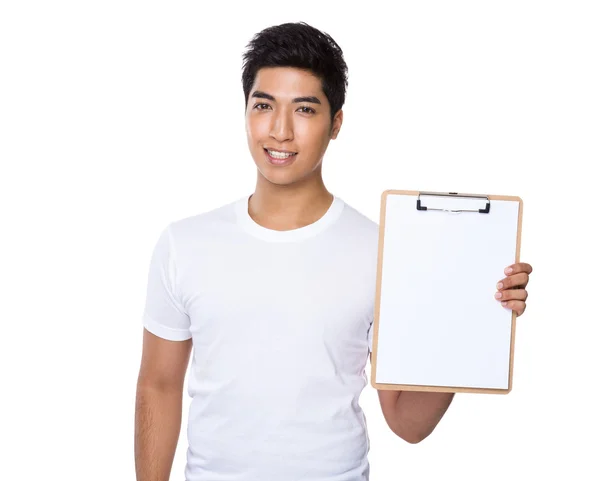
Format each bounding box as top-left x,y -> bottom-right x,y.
402,433 -> 425,444
394,426 -> 430,445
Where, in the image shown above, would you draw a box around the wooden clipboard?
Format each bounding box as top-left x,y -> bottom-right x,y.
370,190 -> 524,394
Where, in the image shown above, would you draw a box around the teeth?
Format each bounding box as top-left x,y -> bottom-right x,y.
267,149 -> 296,159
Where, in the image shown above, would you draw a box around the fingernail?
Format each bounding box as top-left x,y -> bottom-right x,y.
505,267 -> 513,274
501,301 -> 507,306
497,282 -> 503,289
495,292 -> 502,299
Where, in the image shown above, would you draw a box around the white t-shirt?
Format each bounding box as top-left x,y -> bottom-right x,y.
142,193 -> 379,481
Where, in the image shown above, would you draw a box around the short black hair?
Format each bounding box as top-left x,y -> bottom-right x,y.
241,22 -> 348,126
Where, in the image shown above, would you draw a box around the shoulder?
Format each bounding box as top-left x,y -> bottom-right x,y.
338,199 -> 379,239
333,198 -> 380,263
167,197 -> 242,246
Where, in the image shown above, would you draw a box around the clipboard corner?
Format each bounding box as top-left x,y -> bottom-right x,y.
381,189 -> 393,202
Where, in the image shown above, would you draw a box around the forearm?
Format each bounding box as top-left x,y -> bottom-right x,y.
134,384 -> 184,481
394,391 -> 455,443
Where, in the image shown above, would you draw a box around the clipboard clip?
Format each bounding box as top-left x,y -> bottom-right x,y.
416,191 -> 491,214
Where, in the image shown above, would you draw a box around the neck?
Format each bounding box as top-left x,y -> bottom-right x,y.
249,171 -> 333,231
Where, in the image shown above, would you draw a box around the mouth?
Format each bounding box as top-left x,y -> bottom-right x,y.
264,148 -> 298,166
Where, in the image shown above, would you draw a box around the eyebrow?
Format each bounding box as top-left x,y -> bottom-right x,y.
251,90 -> 322,105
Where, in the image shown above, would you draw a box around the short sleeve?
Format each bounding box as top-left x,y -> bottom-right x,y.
368,320 -> 374,353
141,224 -> 192,341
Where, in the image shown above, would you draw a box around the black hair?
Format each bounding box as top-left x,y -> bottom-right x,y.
241,22 -> 348,127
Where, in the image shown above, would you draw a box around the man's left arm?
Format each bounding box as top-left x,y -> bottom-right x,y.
377,389 -> 455,444
374,262 -> 533,444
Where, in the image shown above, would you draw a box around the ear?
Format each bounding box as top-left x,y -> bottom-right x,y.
330,109 -> 343,139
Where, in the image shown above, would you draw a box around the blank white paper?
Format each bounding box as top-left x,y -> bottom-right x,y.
375,194 -> 520,390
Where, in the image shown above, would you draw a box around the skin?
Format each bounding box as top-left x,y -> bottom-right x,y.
495,262 -> 533,316
244,66 -> 343,230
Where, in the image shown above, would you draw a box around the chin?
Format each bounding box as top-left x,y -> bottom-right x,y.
258,169 -> 301,186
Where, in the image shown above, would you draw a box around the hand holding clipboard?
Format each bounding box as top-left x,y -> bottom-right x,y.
371,190 -> 532,394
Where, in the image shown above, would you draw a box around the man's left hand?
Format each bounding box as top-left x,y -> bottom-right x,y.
495,262 -> 533,317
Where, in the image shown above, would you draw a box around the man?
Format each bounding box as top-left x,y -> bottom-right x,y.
134,21 -> 533,481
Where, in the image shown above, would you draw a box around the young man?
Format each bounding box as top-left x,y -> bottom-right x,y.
134,22 -> 533,481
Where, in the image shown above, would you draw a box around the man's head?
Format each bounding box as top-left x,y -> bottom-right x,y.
241,22 -> 348,187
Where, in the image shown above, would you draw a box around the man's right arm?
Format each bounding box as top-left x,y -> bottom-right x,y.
135,328 -> 192,481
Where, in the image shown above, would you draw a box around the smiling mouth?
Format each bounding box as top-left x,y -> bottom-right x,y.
264,148 -> 297,159
264,148 -> 297,165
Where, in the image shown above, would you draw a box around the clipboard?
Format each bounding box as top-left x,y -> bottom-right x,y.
370,190 -> 523,394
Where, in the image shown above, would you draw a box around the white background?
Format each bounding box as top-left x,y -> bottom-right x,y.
1,1 -> 599,479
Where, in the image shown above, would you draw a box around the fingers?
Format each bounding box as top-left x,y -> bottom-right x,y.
495,287 -> 528,317
497,272 -> 529,289
499,300 -> 527,317
505,262 -> 533,275
495,288 -> 528,303
500,263 -> 531,318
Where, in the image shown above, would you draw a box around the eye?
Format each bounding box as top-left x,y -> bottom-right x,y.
252,104 -> 315,114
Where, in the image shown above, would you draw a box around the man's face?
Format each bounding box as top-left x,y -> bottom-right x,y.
245,66 -> 343,186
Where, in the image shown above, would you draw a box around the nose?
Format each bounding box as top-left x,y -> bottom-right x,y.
269,108 -> 293,142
